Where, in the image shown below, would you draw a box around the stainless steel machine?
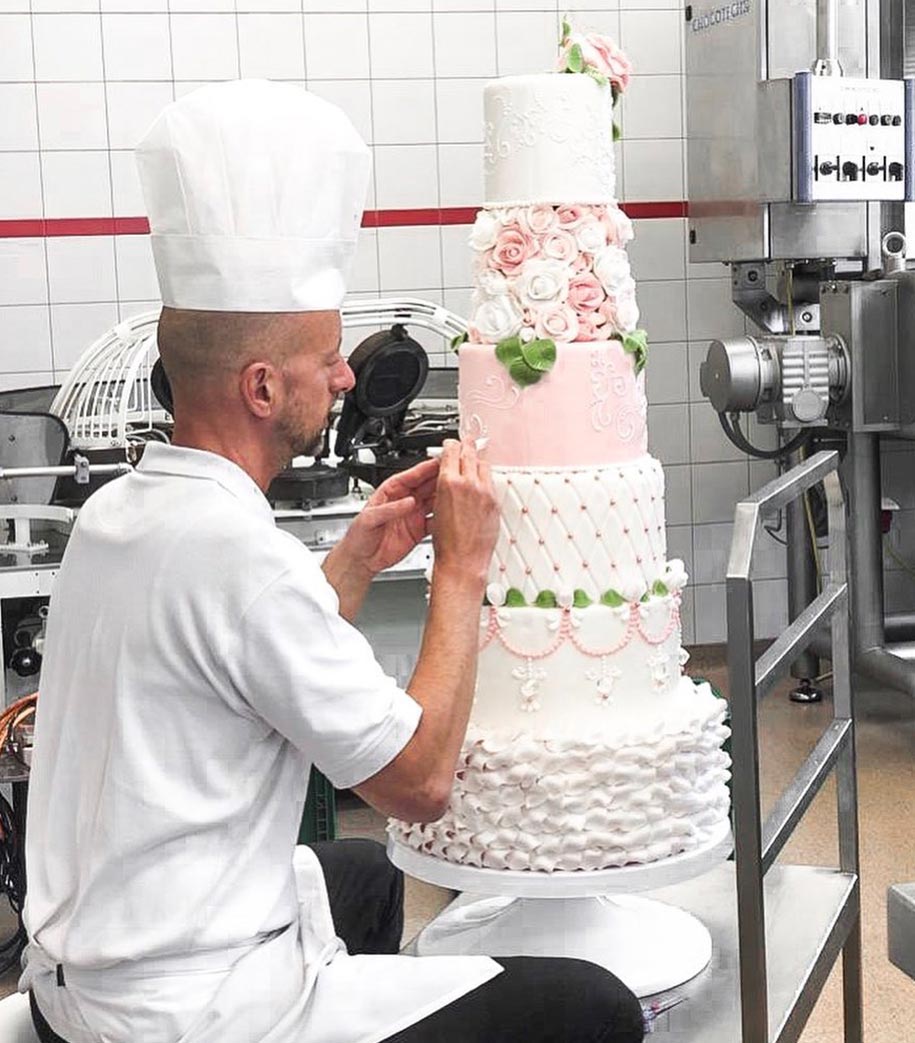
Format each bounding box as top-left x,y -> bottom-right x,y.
688,0 -> 915,698
685,0 -> 915,1014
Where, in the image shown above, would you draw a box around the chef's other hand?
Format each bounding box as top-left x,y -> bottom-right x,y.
431,438 -> 498,589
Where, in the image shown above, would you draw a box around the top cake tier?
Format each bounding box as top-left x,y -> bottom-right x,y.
484,73 -> 616,207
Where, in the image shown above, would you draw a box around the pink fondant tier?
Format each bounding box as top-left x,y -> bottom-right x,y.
458,340 -> 648,468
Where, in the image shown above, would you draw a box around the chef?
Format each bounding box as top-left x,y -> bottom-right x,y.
18,81 -> 644,1043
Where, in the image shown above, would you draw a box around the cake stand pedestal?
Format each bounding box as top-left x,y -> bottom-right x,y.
388,819 -> 732,998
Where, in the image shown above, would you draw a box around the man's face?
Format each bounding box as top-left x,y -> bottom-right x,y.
277,311 -> 354,459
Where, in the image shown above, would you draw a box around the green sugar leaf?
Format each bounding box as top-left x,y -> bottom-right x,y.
508,356 -> 543,387
505,587 -> 526,607
600,589 -> 625,608
573,589 -> 593,608
561,17 -> 571,41
495,335 -> 522,366
652,579 -> 670,597
534,590 -> 558,608
621,329 -> 650,373
451,331 -> 468,352
586,68 -> 608,88
520,338 -> 557,373
568,43 -> 584,73
612,121 -> 622,142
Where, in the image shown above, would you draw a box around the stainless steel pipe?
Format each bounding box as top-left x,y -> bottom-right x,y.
813,0 -> 843,76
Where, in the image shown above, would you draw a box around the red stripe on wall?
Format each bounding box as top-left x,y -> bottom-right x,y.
0,204 -> 687,239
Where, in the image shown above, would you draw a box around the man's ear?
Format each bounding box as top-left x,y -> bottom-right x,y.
239,361 -> 279,419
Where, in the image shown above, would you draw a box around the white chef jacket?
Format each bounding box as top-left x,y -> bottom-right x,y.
19,443 -> 499,1043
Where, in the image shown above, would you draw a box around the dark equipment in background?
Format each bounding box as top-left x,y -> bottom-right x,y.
335,325 -> 457,487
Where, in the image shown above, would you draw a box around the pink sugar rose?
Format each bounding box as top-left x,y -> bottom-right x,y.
568,272 -> 605,312
541,228 -> 578,264
602,207 -> 634,246
577,313 -> 612,341
534,302 -> 580,343
491,225 -> 536,275
587,34 -> 633,93
573,255 -> 590,273
556,204 -> 588,230
519,205 -> 559,236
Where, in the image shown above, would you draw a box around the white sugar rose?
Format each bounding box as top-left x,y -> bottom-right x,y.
593,245 -> 632,295
472,294 -> 523,342
613,292 -> 640,332
514,259 -> 570,309
575,217 -> 607,255
486,583 -> 507,607
470,210 -> 500,251
477,268 -> 509,298
663,558 -> 689,592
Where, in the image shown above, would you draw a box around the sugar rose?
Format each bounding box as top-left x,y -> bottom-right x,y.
477,268 -> 509,298
575,217 -> 607,255
534,302 -> 580,343
491,225 -> 536,275
603,207 -> 634,246
472,294 -> 524,342
541,229 -> 578,264
568,272 -> 605,312
593,245 -> 631,295
556,204 -> 588,230
519,204 -> 559,236
577,313 -> 612,341
514,258 -> 571,309
470,210 -> 500,251
559,32 -> 633,94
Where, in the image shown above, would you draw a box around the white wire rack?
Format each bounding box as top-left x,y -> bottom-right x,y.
50,311 -> 163,451
50,299 -> 467,452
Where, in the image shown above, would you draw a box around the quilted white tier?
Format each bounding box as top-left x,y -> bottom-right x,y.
475,595 -> 685,730
390,679 -> 732,872
484,74 -> 615,206
488,458 -> 667,600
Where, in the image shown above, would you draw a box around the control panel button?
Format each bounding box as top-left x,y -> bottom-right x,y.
866,162 -> 883,176
819,161 -> 837,175
834,113 -> 845,125
842,161 -> 859,181
882,114 -> 894,126
857,113 -> 868,125
869,114 -> 880,126
890,161 -> 904,180
845,114 -> 858,125
893,115 -> 903,126
815,111 -> 833,125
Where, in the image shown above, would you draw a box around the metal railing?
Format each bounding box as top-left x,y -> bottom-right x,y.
726,449 -> 862,1043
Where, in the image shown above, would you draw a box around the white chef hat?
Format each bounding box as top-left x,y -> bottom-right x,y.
135,80 -> 371,312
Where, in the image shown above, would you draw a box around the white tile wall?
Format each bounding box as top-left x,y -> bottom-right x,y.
0,2 -> 792,642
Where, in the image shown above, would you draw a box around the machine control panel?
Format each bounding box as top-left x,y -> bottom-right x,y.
794,73 -> 915,203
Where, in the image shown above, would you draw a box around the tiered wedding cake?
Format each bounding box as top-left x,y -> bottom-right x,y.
392,29 -> 731,872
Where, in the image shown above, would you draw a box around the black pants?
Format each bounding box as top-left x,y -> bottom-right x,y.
32,838 -> 644,1043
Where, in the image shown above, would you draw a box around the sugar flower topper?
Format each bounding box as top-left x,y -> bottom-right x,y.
557,19 -> 632,140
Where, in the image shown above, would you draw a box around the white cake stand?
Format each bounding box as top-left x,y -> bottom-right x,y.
388,818 -> 732,998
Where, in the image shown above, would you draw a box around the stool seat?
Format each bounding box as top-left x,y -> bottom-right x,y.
0,992 -> 39,1042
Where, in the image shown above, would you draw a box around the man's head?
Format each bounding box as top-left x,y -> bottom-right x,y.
158,307 -> 354,467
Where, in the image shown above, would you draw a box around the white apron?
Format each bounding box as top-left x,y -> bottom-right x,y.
21,847 -> 500,1043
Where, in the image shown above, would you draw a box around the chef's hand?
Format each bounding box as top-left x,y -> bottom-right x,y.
430,439 -> 499,589
341,456 -> 441,577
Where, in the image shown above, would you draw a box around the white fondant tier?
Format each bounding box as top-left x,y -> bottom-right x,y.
391,679 -> 731,872
475,596 -> 685,726
459,341 -> 648,468
484,74 -> 615,206
489,459 -> 667,600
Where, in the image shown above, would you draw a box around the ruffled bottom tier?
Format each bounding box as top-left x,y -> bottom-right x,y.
390,679 -> 731,872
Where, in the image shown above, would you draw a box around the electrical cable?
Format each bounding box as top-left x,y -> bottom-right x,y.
0,793 -> 25,975
718,411 -> 812,460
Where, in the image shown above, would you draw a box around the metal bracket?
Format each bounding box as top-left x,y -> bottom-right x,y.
732,264 -> 791,333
